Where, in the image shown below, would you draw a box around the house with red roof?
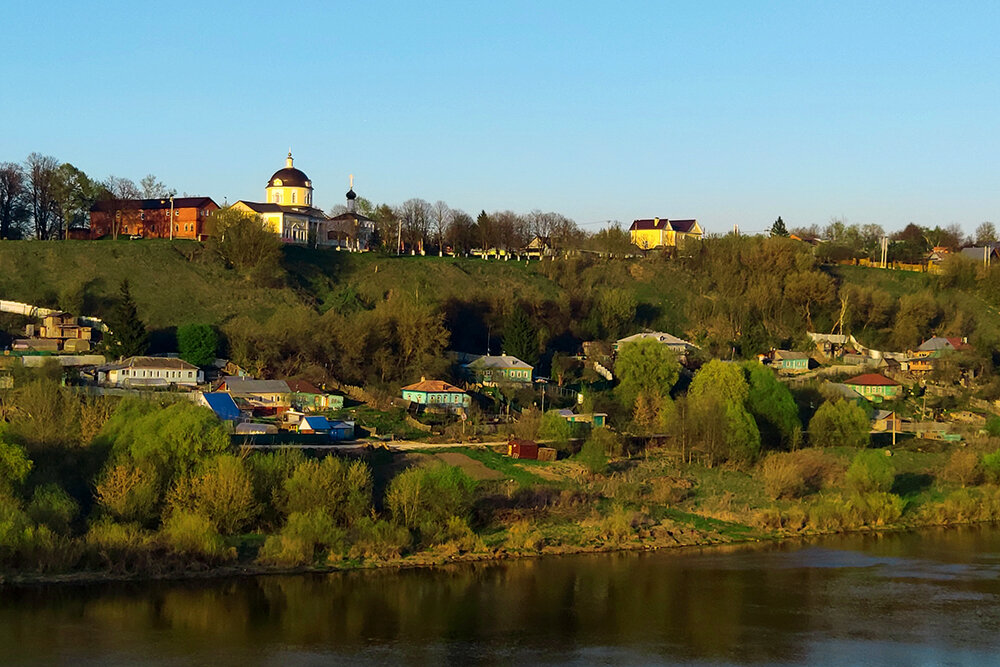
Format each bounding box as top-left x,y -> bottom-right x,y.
909,337 -> 971,374
628,218 -> 703,250
843,373 -> 901,402
401,377 -> 471,412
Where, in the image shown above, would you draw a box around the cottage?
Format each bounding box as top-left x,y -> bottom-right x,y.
217,378 -> 292,410
614,331 -> 698,355
297,416 -> 354,441
628,218 -> 703,250
401,377 -> 471,411
197,392 -> 242,421
843,373 -> 901,402
908,337 -> 972,374
287,379 -> 344,412
508,438 -> 539,460
297,415 -> 333,434
463,354 -> 533,385
100,356 -> 203,387
872,410 -> 903,433
772,350 -> 810,371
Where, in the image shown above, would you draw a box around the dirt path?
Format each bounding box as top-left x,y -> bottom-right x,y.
433,452 -> 504,480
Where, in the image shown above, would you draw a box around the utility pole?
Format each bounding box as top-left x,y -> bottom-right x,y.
396,217 -> 402,256
169,195 -> 174,241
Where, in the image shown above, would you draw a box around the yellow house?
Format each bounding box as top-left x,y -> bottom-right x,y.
232,153 -> 328,244
629,218 -> 703,250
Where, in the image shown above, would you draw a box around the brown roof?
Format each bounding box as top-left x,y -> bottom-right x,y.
628,218 -> 699,233
669,219 -> 698,233
268,166 -> 310,188
286,379 -> 323,394
90,197 -> 218,212
401,379 -> 466,393
844,373 -> 899,387
104,356 -> 200,371
237,201 -> 328,218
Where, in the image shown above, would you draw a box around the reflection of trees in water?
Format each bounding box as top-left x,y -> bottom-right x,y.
2,529 -> 1000,662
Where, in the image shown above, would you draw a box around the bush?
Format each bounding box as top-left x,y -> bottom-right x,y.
247,449 -> 305,528
347,517 -> 412,560
981,449 -> 1000,483
941,449 -> 982,487
505,519 -> 544,552
26,484 -> 78,534
161,511 -> 233,562
385,464 -> 476,542
576,434 -> 609,475
259,509 -> 345,567
538,411 -> 587,451
177,323 -> 219,367
0,437 -> 32,494
167,455 -> 258,535
985,417 -> 1000,438
94,464 -> 161,525
759,450 -> 840,500
283,457 -> 372,525
83,519 -> 156,572
599,502 -> 635,544
845,450 -> 895,494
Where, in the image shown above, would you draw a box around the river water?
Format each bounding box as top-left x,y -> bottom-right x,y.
3,527 -> 1000,665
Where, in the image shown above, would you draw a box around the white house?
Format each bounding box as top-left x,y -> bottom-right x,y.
100,356 -> 204,387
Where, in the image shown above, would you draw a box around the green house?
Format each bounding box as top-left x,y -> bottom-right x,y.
843,373 -> 901,402
772,350 -> 810,371
401,378 -> 471,412
462,354 -> 533,386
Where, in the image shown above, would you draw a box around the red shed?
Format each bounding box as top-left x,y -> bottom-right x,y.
508,438 -> 539,460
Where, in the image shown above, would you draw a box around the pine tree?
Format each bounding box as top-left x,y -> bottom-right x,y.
771,216 -> 789,237
502,305 -> 538,365
106,279 -> 148,359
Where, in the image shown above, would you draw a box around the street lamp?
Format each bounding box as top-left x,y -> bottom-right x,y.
169,195 -> 174,240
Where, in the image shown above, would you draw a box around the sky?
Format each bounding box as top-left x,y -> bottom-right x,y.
2,1 -> 999,235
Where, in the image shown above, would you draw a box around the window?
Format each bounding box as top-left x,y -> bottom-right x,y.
273,193 -> 281,203
291,191 -> 297,204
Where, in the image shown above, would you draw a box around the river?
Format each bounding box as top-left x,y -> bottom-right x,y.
3,527 -> 1000,665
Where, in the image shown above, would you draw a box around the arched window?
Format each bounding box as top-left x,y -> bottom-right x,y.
291,191 -> 297,204
273,192 -> 281,203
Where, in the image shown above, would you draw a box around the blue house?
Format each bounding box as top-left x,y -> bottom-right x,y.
198,392 -> 241,421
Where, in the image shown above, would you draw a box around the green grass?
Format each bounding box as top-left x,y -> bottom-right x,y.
433,446 -> 551,486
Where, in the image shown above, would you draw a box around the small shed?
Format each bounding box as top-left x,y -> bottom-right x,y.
508,438 -> 539,460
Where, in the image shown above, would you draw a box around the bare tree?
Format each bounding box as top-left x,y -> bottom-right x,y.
975,222 -> 997,246
397,198 -> 431,251
101,176 -> 141,240
0,162 -> 26,239
431,200 -> 452,253
25,153 -> 60,239
139,174 -> 174,199
446,209 -> 475,253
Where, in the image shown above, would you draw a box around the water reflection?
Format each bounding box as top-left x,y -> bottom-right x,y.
2,526 -> 1000,665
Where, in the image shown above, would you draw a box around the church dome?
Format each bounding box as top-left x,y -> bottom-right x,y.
267,153 -> 311,188
346,189 -> 357,200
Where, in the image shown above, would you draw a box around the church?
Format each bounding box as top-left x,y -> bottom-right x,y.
232,153 -> 374,250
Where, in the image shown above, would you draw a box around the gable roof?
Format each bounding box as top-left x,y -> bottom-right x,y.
616,331 -> 697,350
824,382 -> 864,400
90,197 -> 218,212
401,379 -> 466,393
774,350 -> 810,360
844,373 -> 899,387
917,337 -> 970,352
234,201 -> 329,218
200,392 -> 241,421
669,219 -> 699,233
629,218 -> 701,233
286,379 -> 323,394
464,354 -> 533,371
103,356 -> 199,371
220,377 -> 291,394
300,416 -> 332,431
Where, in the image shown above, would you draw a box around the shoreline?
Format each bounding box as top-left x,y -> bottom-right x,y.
1,518 -> 989,590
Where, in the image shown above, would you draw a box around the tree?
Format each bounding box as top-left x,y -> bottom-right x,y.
100,175 -> 142,240
52,163 -> 102,237
784,269 -> 836,331
105,279 -> 149,359
205,207 -> 283,281
0,162 -> 27,239
431,200 -> 452,253
445,210 -> 476,253
25,153 -> 60,239
808,400 -> 869,448
615,339 -> 680,408
595,288 -> 637,339
139,174 -> 174,199
688,360 -> 761,465
845,450 -> 894,493
975,222 -> 997,247
397,198 -> 431,251
177,324 -> 218,367
771,216 -> 788,237
502,305 -> 538,365
743,362 -> 801,449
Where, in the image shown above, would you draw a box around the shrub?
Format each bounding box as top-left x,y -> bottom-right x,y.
845,450 -> 894,494
981,450 -> 1000,483
505,519 -> 544,552
247,449 -> 305,528
177,323 -> 219,367
600,502 -> 635,544
161,511 -> 233,562
985,417 -> 1000,438
576,434 -> 609,475
385,464 -> 476,537
347,517 -> 412,560
850,492 -> 904,526
0,495 -> 75,571
94,464 -> 161,524
283,457 -> 372,525
83,519 -> 156,572
26,484 -> 78,534
259,509 -> 345,567
941,449 -> 982,487
759,450 -> 841,500
809,400 -> 870,448
0,437 -> 32,495
167,455 -> 258,535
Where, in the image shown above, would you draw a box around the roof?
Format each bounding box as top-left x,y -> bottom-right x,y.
616,331 -> 697,349
268,166 -> 310,188
90,197 -> 217,212
200,392 -> 241,421
401,379 -> 466,393
917,337 -> 970,352
464,354 -> 533,370
104,356 -> 200,371
220,377 -> 291,394
328,211 -> 373,223
300,416 -> 332,431
873,410 -> 897,421
774,350 -> 810,360
235,422 -> 278,434
844,373 -> 899,387
286,379 -> 323,394
235,201 -> 328,218
824,382 -> 864,400
669,219 -> 699,233
628,218 -> 700,233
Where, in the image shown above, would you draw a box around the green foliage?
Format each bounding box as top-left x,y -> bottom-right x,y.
282,457 -> 372,526
575,433 -> 609,474
690,360 -> 749,406
259,509 -> 346,567
94,464 -> 160,525
248,449 -> 306,527
687,362 -> 761,465
759,449 -> 839,500
771,216 -> 788,237
83,519 -> 155,572
743,363 -> 801,449
595,288 -> 637,339
502,305 -> 538,365
205,207 -> 284,283
982,449 -> 1000,483
167,455 -> 258,535
161,510 -> 233,562
615,339 -> 680,408
0,436 -> 32,493
985,417 -> 1000,438
347,516 -> 412,560
26,483 -> 78,534
385,464 -> 476,542
177,323 -> 218,367
809,400 -> 870,448
5,379 -> 82,450
538,410 -> 587,449
845,450 -> 894,494
105,279 -> 149,359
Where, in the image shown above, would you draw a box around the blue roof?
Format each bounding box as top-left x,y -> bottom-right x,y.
201,392 -> 241,421
300,416 -> 332,431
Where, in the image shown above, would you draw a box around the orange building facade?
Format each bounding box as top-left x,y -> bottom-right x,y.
88,197 -> 219,240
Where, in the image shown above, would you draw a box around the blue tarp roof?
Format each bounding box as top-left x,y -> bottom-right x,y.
202,392 -> 241,421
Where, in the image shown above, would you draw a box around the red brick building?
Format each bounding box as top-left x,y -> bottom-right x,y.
88,197 -> 219,240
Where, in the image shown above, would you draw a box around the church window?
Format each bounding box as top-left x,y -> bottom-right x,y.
291,191 -> 297,204
273,192 -> 281,203
274,179 -> 282,187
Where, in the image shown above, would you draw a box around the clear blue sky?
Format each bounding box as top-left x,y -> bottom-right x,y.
2,1 -> 998,234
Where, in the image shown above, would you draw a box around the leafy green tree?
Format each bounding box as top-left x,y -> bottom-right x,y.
385,464 -> 475,543
205,207 -> 284,282
689,360 -> 760,464
689,359 -> 749,405
595,288 -> 637,339
771,216 -> 788,237
784,269 -> 836,331
808,400 -> 870,448
845,450 -> 894,493
0,436 -> 32,495
615,339 -> 680,408
177,324 -> 218,367
105,279 -> 148,360
743,363 -> 801,449
282,457 -> 372,526
502,305 -> 538,365
575,433 -> 608,474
